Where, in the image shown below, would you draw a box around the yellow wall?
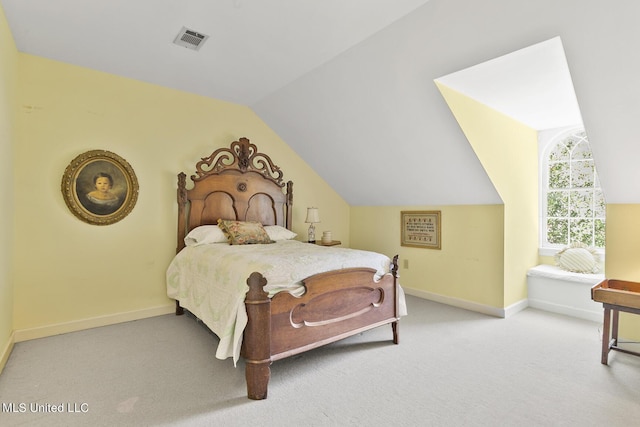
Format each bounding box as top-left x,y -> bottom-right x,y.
604,204 -> 640,340
4,6 -> 639,353
436,83 -> 539,308
351,205 -> 505,309
12,54 -> 349,338
0,5 -> 17,371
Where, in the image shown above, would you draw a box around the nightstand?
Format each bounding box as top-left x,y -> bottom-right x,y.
316,240 -> 341,246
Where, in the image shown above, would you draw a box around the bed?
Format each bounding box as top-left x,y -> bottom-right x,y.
167,137 -> 403,400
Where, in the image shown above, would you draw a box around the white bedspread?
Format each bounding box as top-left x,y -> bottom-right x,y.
166,240 -> 403,365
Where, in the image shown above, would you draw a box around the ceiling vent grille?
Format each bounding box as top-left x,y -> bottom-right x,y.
173,27 -> 209,51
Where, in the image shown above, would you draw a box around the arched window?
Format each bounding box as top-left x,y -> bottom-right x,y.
543,129 -> 605,250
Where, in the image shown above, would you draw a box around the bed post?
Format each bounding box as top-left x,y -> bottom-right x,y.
175,172 -> 187,316
177,172 -> 187,253
285,181 -> 293,230
391,255 -> 400,345
243,272 -> 271,400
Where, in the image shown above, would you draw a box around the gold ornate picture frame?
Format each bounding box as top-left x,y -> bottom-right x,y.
61,150 -> 139,225
401,210 -> 441,249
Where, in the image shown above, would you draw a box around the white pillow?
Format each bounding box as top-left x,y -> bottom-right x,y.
184,225 -> 229,246
264,225 -> 297,241
554,243 -> 599,273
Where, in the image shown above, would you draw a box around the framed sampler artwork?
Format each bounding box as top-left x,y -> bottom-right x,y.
61,150 -> 139,225
401,210 -> 441,249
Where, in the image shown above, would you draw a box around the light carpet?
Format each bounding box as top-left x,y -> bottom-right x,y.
1,295 -> 639,426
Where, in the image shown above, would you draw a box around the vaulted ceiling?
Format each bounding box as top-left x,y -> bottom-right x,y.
3,0 -> 640,205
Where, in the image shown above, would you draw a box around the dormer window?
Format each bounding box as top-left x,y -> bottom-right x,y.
542,129 -> 605,251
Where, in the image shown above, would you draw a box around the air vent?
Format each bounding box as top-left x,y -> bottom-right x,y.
173,27 -> 209,51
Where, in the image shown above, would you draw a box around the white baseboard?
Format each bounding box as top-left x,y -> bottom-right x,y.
13,304 -> 175,343
528,298 -> 602,323
403,287 -> 526,318
504,298 -> 529,318
0,332 -> 15,374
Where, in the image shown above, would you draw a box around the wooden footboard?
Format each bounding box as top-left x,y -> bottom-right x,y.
242,255 -> 400,400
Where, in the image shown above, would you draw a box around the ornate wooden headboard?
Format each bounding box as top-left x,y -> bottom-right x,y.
177,137 -> 294,252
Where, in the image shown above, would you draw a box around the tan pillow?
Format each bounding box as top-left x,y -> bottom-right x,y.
554,243 -> 599,273
217,219 -> 274,245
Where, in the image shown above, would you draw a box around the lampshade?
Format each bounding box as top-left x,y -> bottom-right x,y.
305,207 -> 320,223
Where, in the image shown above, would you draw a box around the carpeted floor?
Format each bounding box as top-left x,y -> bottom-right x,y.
1,295 -> 639,426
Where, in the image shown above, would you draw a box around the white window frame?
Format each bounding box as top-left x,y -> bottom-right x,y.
539,127 -> 605,259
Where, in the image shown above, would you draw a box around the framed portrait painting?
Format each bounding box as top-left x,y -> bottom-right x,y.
401,210 -> 441,249
61,150 -> 139,225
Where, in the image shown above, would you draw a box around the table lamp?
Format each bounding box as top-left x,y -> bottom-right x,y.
305,207 -> 320,243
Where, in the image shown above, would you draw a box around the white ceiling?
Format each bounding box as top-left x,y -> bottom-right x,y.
4,0 -> 640,205
0,0 -> 429,105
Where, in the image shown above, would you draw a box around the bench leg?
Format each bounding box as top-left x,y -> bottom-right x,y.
601,307 -> 611,365
612,309 -> 619,346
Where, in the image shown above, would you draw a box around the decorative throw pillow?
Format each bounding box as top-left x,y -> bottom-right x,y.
554,243 -> 600,273
217,219 -> 274,245
264,225 -> 297,241
184,225 -> 229,246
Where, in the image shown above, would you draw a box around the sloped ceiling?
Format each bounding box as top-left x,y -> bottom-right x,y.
3,0 -> 640,205
253,0 -> 640,205
0,0 -> 429,105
